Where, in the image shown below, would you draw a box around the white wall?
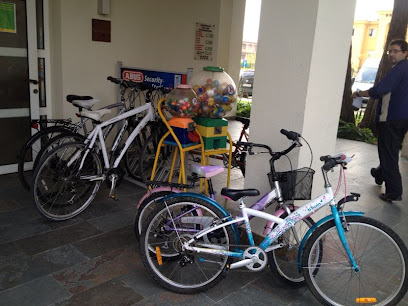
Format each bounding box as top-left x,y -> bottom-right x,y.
48,0 -> 246,120
246,0 -> 356,200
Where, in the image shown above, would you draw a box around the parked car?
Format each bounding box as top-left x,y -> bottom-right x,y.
238,69 -> 255,98
352,58 -> 380,106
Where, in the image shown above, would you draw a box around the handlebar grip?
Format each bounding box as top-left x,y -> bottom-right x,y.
280,129 -> 300,141
320,155 -> 330,162
323,159 -> 337,171
107,76 -> 120,84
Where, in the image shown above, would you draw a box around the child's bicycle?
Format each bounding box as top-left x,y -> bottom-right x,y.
139,129 -> 408,305
134,160 -> 315,287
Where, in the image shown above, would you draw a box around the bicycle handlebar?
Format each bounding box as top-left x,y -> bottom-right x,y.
320,154 -> 353,171
236,128 -> 353,172
107,76 -> 152,91
237,129 -> 301,159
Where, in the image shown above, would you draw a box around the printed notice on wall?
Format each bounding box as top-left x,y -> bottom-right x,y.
195,22 -> 214,61
0,2 -> 16,33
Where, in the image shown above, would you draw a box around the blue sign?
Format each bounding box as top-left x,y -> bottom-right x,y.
121,67 -> 187,89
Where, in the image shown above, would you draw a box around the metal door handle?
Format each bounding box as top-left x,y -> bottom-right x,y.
29,79 -> 38,85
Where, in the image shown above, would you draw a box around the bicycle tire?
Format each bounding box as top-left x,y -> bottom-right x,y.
268,214 -> 317,287
140,196 -> 234,293
302,216 -> 408,305
34,132 -> 86,169
18,126 -> 74,191
124,124 -> 153,180
238,151 -> 246,177
31,141 -> 102,221
134,191 -> 174,242
138,129 -> 173,183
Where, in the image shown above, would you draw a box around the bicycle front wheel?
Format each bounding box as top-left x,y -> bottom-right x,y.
140,196 -> 234,293
31,142 -> 102,221
302,216 -> 408,305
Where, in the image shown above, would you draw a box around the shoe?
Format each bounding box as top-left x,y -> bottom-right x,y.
370,168 -> 383,185
379,193 -> 402,202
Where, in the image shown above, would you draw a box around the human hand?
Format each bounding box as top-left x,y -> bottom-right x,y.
351,89 -> 362,99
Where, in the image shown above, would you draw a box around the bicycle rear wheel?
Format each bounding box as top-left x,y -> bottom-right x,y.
138,129 -> 174,183
31,142 -> 102,221
268,214 -> 317,287
18,126 -> 73,191
125,123 -> 152,180
302,216 -> 408,305
34,132 -> 86,168
140,196 -> 234,293
134,190 -> 173,242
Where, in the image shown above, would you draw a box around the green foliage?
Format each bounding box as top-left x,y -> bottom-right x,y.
337,119 -> 377,144
236,100 -> 251,118
354,109 -> 364,126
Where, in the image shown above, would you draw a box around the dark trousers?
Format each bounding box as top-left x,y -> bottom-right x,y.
376,121 -> 408,198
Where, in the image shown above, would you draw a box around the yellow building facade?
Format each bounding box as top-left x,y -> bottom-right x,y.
352,10 -> 408,75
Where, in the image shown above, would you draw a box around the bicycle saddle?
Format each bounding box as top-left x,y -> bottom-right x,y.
66,95 -> 100,110
235,117 -> 250,129
79,109 -> 111,121
221,187 -> 260,201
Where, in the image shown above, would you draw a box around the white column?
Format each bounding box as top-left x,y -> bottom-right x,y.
217,0 -> 246,117
245,0 -> 356,196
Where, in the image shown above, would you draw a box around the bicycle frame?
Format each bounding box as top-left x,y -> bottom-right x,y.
70,102 -> 154,171
181,172 -> 361,271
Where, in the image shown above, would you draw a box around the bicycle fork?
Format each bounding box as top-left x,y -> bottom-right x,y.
331,205 -> 359,272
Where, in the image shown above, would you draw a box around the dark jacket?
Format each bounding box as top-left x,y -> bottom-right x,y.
369,59 -> 408,122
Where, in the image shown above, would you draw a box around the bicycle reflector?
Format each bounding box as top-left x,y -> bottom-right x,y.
32,122 -> 39,130
155,247 -> 163,266
355,297 -> 377,303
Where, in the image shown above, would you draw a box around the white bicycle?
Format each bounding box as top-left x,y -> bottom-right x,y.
31,91 -> 156,221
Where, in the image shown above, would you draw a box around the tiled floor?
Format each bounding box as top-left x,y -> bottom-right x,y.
1,131 -> 408,305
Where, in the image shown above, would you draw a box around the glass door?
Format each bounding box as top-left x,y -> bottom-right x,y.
0,0 -> 39,174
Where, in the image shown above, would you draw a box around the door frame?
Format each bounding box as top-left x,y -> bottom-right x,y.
0,0 -> 40,174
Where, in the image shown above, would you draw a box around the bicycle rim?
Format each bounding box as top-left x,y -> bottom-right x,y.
134,191 -> 174,241
32,142 -> 102,221
269,216 -> 316,286
302,216 -> 408,305
141,200 -> 233,293
139,130 -> 173,182
125,125 -> 151,180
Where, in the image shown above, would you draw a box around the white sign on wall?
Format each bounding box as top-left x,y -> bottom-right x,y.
195,22 -> 214,60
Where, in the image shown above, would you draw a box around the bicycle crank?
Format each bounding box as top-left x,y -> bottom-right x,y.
229,246 -> 268,271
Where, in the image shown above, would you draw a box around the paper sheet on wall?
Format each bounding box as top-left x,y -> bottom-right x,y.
195,23 -> 214,61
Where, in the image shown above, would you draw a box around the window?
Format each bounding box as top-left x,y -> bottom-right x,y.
368,29 -> 376,37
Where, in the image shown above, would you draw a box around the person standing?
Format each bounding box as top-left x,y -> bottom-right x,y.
352,39 -> 408,202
